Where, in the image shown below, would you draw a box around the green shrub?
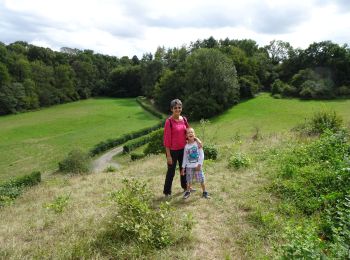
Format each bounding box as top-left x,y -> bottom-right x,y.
299,79 -> 333,99
104,165 -> 117,172
44,194 -> 70,214
203,145 -> 218,160
96,179 -> 193,258
309,110 -> 343,135
90,121 -> 163,156
229,152 -> 251,169
272,130 -> 350,255
294,110 -> 343,136
279,224 -> 326,259
9,171 -> 41,187
273,130 -> 350,214
336,85 -> 350,96
136,96 -> 164,119
239,75 -> 260,98
58,149 -> 90,174
321,195 -> 350,246
130,152 -> 146,161
0,171 -> 41,207
144,128 -> 164,155
271,79 -> 284,95
278,222 -> 350,259
123,135 -> 151,153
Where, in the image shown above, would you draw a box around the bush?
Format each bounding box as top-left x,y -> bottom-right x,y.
273,130 -> 350,214
279,224 -> 326,259
44,194 -> 70,214
229,152 -> 251,169
299,80 -> 333,99
90,121 -> 163,156
271,79 -> 284,95
130,152 -> 146,161
144,128 -> 164,155
336,85 -> 350,96
136,96 -> 164,119
203,145 -> 218,160
294,110 -> 343,136
0,171 -> 41,207
310,110 -> 343,135
123,135 -> 151,154
58,149 -> 90,174
96,179 -> 194,258
239,75 -> 260,98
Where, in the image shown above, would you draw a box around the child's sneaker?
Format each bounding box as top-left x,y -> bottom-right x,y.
183,191 -> 191,199
202,191 -> 210,199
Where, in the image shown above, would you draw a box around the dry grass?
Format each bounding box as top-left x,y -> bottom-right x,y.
0,133 -> 288,259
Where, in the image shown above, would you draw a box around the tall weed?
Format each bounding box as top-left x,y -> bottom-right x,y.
94,179 -> 193,258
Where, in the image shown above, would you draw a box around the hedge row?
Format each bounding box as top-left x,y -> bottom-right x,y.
0,171 -> 41,206
130,152 -> 146,161
136,96 -> 165,119
123,133 -> 153,153
90,121 -> 164,156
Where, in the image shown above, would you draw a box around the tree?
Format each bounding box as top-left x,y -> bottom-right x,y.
23,79 -> 39,109
154,69 -> 186,112
9,57 -> 31,82
265,40 -> 294,65
71,59 -> 97,98
183,48 -> 239,119
54,64 -> 78,102
107,65 -> 142,97
30,60 -> 57,106
0,62 -> 10,86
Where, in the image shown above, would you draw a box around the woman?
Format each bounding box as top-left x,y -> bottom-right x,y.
163,99 -> 190,196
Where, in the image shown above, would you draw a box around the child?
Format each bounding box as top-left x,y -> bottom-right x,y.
181,128 -> 209,199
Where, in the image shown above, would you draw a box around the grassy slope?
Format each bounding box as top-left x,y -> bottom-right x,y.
0,98 -> 160,182
1,94 -> 350,259
204,93 -> 350,143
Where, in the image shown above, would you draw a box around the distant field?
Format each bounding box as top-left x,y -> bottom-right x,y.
197,93 -> 350,144
0,98 -> 160,182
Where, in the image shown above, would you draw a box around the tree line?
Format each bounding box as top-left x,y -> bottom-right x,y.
1,38 -> 349,118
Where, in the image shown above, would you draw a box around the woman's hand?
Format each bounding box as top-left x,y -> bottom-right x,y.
195,137 -> 203,149
180,168 -> 185,176
166,155 -> 173,165
195,164 -> 201,171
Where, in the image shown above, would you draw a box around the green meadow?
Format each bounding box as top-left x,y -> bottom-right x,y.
0,98 -> 160,182
203,93 -> 350,143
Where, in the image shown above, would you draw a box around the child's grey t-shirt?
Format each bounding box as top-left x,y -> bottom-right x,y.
182,142 -> 204,168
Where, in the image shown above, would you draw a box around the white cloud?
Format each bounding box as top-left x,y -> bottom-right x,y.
0,0 -> 349,57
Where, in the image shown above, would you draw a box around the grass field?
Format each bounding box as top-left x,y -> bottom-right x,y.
0,98 -> 160,182
1,94 -> 350,259
199,93 -> 350,144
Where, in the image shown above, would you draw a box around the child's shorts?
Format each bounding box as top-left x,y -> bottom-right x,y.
186,167 -> 205,184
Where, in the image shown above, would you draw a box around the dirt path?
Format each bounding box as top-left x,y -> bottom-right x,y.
92,146 -> 123,173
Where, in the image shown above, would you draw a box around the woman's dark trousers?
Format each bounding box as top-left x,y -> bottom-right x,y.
163,149 -> 187,195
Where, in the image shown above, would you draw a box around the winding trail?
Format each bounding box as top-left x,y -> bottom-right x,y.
92,146 -> 123,173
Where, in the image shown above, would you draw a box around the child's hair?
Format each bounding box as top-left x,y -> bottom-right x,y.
186,127 -> 195,134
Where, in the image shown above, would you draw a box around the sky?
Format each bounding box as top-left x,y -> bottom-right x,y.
1,0 -> 350,58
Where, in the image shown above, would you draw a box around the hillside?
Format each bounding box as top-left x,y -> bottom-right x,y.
0,94 -> 349,259
0,98 -> 160,182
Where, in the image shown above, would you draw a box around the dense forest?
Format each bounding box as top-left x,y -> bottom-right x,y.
1,38 -> 350,119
